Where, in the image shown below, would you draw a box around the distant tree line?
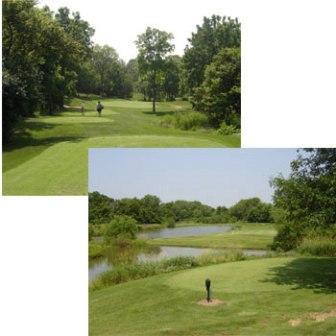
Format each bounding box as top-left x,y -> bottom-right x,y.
3,0 -> 240,142
89,192 -> 273,226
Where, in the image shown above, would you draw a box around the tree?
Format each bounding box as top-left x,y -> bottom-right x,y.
192,47 -> 241,127
2,1 -> 94,141
135,27 -> 175,112
183,15 -> 240,91
104,215 -> 138,241
271,149 -> 336,250
163,55 -> 181,101
229,197 -> 272,223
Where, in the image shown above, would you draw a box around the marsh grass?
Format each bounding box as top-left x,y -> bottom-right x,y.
297,237 -> 336,256
90,251 -> 251,290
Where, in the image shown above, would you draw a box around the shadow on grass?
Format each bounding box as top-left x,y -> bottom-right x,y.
261,258 -> 336,293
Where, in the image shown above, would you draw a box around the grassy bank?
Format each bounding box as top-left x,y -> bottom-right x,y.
89,256 -> 336,335
148,223 -> 277,250
3,98 -> 240,195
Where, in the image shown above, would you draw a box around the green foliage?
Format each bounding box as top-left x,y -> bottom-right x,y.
88,241 -> 106,258
184,15 -> 241,90
229,198 -> 272,223
161,111 -> 209,131
193,48 -> 241,128
271,149 -> 336,250
270,223 -> 303,251
104,215 -> 138,241
2,1 -> 94,142
135,27 -> 175,112
297,237 -> 336,256
217,122 -> 238,135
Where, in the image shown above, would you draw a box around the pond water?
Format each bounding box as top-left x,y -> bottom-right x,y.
137,225 -> 233,239
89,225 -> 270,281
89,245 -> 269,281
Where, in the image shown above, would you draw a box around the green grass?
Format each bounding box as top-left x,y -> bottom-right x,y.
89,257 -> 336,335
148,223 -> 277,250
3,98 -> 240,195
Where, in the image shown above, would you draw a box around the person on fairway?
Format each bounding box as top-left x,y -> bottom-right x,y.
96,101 -> 103,117
80,102 -> 85,116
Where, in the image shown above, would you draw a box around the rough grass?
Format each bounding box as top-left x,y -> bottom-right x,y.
148,223 -> 277,250
89,257 -> 336,336
3,98 -> 240,195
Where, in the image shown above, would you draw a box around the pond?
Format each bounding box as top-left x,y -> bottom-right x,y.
137,225 -> 233,239
89,245 -> 269,281
89,225 -> 270,281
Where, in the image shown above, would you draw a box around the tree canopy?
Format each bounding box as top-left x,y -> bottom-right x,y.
271,149 -> 336,250
135,27 -> 175,112
89,192 -> 273,226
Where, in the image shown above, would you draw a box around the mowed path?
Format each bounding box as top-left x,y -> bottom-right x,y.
3,99 -> 240,195
89,257 -> 336,336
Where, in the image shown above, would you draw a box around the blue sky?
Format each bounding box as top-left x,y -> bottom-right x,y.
88,149 -> 298,207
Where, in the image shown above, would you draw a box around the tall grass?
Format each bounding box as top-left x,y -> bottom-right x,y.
160,111 -> 209,130
89,251 -> 249,290
297,237 -> 336,256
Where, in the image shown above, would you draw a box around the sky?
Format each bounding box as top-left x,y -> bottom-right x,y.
88,148 -> 299,207
37,0 -> 243,62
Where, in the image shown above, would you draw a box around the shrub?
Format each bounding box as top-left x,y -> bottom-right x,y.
176,112 -> 208,130
217,121 -> 238,135
104,215 -> 138,242
271,223 -> 303,251
160,111 -> 209,131
160,115 -> 175,128
161,256 -> 199,272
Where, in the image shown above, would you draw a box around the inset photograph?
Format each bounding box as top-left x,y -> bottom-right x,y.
2,1 -> 241,195
88,148 -> 336,335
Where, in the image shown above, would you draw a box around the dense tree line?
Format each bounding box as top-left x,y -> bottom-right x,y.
89,192 -> 273,226
2,1 -> 131,142
271,149 -> 336,251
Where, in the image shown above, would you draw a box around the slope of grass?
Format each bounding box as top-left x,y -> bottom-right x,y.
3,99 -> 240,195
89,257 -> 336,336
148,223 -> 277,250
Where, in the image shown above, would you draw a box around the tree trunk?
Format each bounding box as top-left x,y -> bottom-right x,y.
152,70 -> 156,113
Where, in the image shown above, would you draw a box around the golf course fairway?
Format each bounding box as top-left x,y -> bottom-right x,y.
2,99 -> 240,195
89,257 -> 336,336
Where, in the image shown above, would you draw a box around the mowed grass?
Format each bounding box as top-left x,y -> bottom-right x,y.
2,99 -> 240,195
148,223 -> 277,250
89,257 -> 336,336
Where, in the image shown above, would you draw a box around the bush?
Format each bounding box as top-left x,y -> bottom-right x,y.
271,223 -> 303,251
176,112 -> 208,130
160,115 -> 175,128
160,111 -> 209,131
297,237 -> 336,256
217,121 -> 238,135
161,256 -> 199,271
104,215 -> 138,242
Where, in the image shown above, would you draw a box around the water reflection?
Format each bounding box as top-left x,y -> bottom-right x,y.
137,225 -> 233,239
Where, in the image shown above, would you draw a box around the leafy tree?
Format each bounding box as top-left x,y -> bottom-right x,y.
104,215 -> 138,241
2,1 -> 94,141
192,47 -> 241,127
89,192 -> 115,224
162,55 -> 182,101
183,15 -> 240,91
271,149 -> 336,250
138,195 -> 162,223
229,197 -> 272,223
135,27 -> 175,112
